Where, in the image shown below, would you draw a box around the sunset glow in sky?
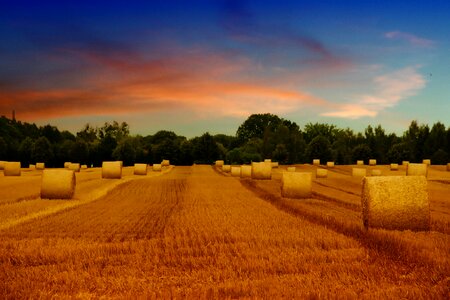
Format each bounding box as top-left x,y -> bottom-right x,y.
1,0 -> 449,136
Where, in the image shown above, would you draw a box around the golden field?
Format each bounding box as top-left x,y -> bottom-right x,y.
0,164 -> 449,298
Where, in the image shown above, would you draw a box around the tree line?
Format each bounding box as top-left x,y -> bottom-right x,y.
0,114 -> 449,167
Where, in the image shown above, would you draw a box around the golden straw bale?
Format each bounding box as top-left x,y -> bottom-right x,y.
286,167 -> 296,172
406,163 -> 428,177
356,160 -> 364,165
281,172 -> 312,198
316,168 -> 328,178
36,162 -> 45,170
447,163 -> 450,171
369,159 -> 376,166
0,161 -> 6,170
231,166 -> 241,177
264,159 -> 272,163
152,164 -> 162,171
390,163 -> 399,171
134,163 -> 148,175
352,168 -> 366,178
240,165 -> 252,178
81,165 -> 88,169
313,159 -> 320,166
4,162 -> 21,176
102,161 -> 122,179
371,169 -> 382,176
64,162 -> 71,168
251,162 -> 272,180
29,164 -> 35,169
361,176 -> 430,231
271,162 -> 279,168
215,160 -> 224,167
222,165 -> 231,172
326,161 -> 334,168
402,161 -> 409,166
161,159 -> 170,166
69,163 -> 81,172
422,159 -> 431,165
40,169 -> 76,199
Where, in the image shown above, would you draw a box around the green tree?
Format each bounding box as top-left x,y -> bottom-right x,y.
70,139 -> 89,164
18,137 -> 34,166
236,113 -> 282,143
431,149 -> 448,165
112,138 -> 136,166
306,136 -> 332,163
0,137 -> 7,160
352,144 -> 372,164
31,137 -> 54,164
192,133 -> 220,164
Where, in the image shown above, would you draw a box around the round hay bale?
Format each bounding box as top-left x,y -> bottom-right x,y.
390,163 -> 399,171
406,163 -> 428,177
222,165 -> 231,173
102,161 -> 122,179
271,162 -> 279,168
356,160 -> 364,165
316,168 -> 327,178
286,167 -> 296,172
36,162 -> 45,170
215,160 -> 224,167
402,161 -> 409,166
4,162 -> 21,176
264,159 -> 272,163
161,159 -> 170,167
240,165 -> 252,178
69,163 -> 81,172
281,172 -> 312,199
231,166 -> 241,177
0,161 -> 6,170
371,169 -> 382,176
352,168 -> 366,178
40,169 -> 76,199
251,162 -> 272,180
326,161 -> 334,168
447,163 -> 450,171
29,164 -> 35,169
134,163 -> 148,175
361,176 -> 430,231
152,164 -> 162,171
369,159 -> 376,166
64,162 -> 71,168
313,159 -> 320,166
81,165 -> 88,169
422,159 -> 431,165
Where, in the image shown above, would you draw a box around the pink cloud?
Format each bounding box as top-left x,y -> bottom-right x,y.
384,31 -> 434,47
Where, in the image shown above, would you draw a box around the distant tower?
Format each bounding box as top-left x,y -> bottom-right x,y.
12,110 -> 15,121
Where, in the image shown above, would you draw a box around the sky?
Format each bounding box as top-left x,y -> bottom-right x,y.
0,0 -> 449,137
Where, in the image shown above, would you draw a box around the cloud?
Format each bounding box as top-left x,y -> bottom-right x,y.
384,31 -> 434,47
321,66 -> 426,119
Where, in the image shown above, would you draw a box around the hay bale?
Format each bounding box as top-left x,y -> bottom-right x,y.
286,167 -> 296,172
134,163 -> 148,175
271,162 -> 279,168
69,163 -> 81,172
222,165 -> 231,172
369,159 -> 376,166
422,159 -> 431,165
36,162 -> 45,170
152,164 -> 162,171
29,164 -> 35,169
231,166 -> 241,177
361,176 -> 430,231
281,172 -> 312,198
40,169 -> 76,199
316,168 -> 328,178
356,160 -> 364,165
81,165 -> 88,169
352,168 -> 366,178
406,163 -> 428,177
4,162 -> 21,176
402,161 -> 409,166
447,163 -> 450,171
64,162 -> 71,168
326,161 -> 334,168
216,160 -> 224,167
161,159 -> 170,167
251,162 -> 272,180
241,165 -> 252,178
371,169 -> 382,176
264,159 -> 272,163
390,163 -> 399,171
0,161 -> 6,170
313,159 -> 320,166
102,161 -> 122,179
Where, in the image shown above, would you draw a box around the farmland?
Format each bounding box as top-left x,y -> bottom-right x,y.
0,164 -> 449,298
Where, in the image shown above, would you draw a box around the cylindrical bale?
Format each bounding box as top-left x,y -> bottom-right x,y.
352,168 -> 366,178
4,162 -> 21,176
102,161 -> 122,179
240,165 -> 252,178
152,164 -> 162,171
390,163 -> 399,171
0,161 -> 6,170
222,165 -> 231,172
356,160 -> 364,165
134,163 -> 148,175
231,166 -> 241,177
362,176 -> 430,231
447,163 -> 450,171
371,169 -> 382,176
281,172 -> 312,199
36,162 -> 45,170
422,159 -> 431,165
287,167 -> 296,172
40,169 -> 76,199
264,159 -> 272,163
271,162 -> 279,168
406,163 -> 428,177
316,168 -> 327,178
326,161 -> 334,168
313,159 -> 320,166
69,163 -> 81,172
369,159 -> 376,166
251,162 -> 272,180
216,160 -> 224,167
81,165 -> 88,169
64,162 -> 71,168
161,159 -> 170,167
402,161 -> 409,166
29,164 -> 35,169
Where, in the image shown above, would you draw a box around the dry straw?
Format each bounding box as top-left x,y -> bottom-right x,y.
102,161 -> 122,179
313,159 -> 320,165
356,160 -> 364,165
447,163 -> 450,171
369,159 -> 376,166
64,162 -> 71,168
215,160 -> 224,167
422,159 -> 431,165
0,161 -> 6,170
134,163 -> 148,175
161,159 -> 170,167
326,161 -> 335,168
281,172 -> 312,198
251,162 -> 272,180
36,162 -> 45,170
361,176 -> 430,231
371,169 -> 382,176
407,163 -> 428,177
240,165 -> 252,178
264,159 -> 272,163
81,165 -> 88,169
69,163 -> 81,172
4,162 -> 21,176
40,169 -> 76,199
271,162 -> 279,168
29,164 -> 35,169
316,168 -> 328,178
390,163 -> 399,171
231,166 -> 241,177
222,165 -> 231,172
352,168 -> 366,178
152,164 -> 162,171
402,161 -> 409,166
286,167 -> 296,172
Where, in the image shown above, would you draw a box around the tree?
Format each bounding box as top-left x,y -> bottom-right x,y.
31,137 -> 54,164
192,133 -> 220,164
387,142 -> 411,163
112,138 -> 136,166
431,149 -> 448,165
0,137 -> 7,160
352,144 -> 372,164
303,123 -> 336,144
70,139 -> 89,164
306,136 -> 332,163
18,137 -> 34,166
272,143 -> 289,163
236,113 -> 282,143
